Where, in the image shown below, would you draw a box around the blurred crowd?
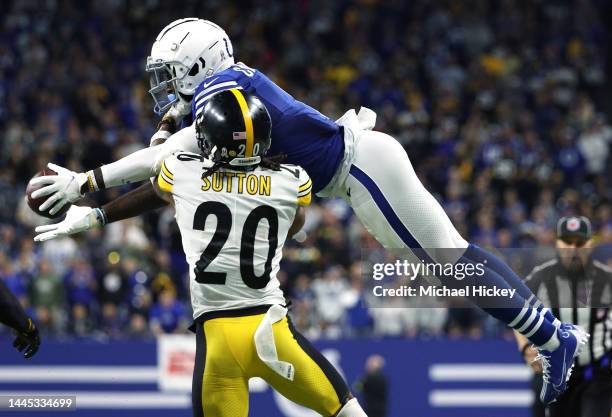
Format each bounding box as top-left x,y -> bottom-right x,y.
0,0 -> 610,340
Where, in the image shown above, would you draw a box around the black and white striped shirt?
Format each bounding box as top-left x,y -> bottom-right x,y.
525,258 -> 612,367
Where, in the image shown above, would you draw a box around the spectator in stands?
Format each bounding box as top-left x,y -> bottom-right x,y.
311,266 -> 351,338
30,258 -> 65,334
149,289 -> 188,335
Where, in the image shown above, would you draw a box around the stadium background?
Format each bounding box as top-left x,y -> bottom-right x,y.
0,0 -> 611,416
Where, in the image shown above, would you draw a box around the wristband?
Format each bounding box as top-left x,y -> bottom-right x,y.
82,168 -> 106,193
94,207 -> 108,226
80,174 -> 92,195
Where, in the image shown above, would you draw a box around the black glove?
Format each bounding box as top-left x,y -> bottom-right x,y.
12,318 -> 40,359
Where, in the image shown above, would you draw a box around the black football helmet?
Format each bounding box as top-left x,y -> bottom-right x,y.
195,89 -> 272,166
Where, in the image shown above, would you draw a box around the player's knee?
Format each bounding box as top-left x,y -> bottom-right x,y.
335,398 -> 368,417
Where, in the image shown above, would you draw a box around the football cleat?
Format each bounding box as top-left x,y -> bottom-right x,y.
536,323 -> 589,404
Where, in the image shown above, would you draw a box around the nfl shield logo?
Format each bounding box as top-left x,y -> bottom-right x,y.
233,131 -> 247,140
567,218 -> 580,231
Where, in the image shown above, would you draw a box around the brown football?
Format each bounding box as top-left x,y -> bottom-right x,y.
26,168 -> 71,219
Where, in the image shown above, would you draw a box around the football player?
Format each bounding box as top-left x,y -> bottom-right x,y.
31,18 -> 586,403
136,90 -> 367,416
0,279 -> 40,358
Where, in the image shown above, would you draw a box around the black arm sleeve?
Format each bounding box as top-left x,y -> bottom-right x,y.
0,279 -> 29,333
101,181 -> 168,224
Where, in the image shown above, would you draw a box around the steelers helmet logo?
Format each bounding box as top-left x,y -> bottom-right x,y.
567,218 -> 580,231
229,150 -> 236,157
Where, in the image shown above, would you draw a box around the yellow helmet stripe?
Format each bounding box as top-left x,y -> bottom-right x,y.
229,89 -> 254,157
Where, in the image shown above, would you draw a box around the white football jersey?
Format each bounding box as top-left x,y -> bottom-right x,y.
157,152 -> 312,319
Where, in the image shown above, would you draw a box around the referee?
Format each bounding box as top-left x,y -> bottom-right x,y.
514,216 -> 612,417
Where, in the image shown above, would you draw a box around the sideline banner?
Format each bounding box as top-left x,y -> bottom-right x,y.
157,334 -> 196,392
0,337 -> 531,417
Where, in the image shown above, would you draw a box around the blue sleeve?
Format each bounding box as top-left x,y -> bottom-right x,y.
191,68 -> 250,118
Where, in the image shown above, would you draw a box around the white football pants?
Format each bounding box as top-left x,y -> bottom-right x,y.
322,122 -> 468,262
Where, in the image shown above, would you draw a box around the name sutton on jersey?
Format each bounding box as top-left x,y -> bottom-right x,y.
201,171 -> 271,196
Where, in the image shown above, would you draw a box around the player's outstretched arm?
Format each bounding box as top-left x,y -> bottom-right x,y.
103,181 -> 168,223
33,182 -> 167,242
30,123 -> 197,215
0,280 -> 40,358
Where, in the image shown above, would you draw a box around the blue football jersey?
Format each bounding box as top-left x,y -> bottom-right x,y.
192,63 -> 344,193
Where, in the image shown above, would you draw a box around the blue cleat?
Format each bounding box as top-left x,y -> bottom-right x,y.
536,323 -> 589,404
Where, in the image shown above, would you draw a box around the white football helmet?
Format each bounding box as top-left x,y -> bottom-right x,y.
146,18 -> 235,115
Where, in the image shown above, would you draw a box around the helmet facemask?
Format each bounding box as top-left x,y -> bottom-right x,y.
147,53 -> 220,115
196,126 -> 214,157
146,58 -> 188,115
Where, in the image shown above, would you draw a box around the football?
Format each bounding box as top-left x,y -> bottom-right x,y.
26,168 -> 70,219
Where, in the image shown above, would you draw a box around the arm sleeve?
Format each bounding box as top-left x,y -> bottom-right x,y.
101,182 -> 167,224
296,168 -> 312,207
99,123 -> 197,188
0,280 -> 30,333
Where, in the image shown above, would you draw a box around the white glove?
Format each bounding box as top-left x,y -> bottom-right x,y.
150,99 -> 193,146
34,205 -> 102,242
166,97 -> 192,123
29,163 -> 88,215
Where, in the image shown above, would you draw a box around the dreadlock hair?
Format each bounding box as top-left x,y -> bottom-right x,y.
202,153 -> 287,178
259,153 -> 286,171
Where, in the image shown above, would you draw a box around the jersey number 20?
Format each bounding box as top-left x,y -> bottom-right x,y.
192,201 -> 278,289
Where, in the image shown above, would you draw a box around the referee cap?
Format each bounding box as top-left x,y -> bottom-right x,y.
557,216 -> 592,241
